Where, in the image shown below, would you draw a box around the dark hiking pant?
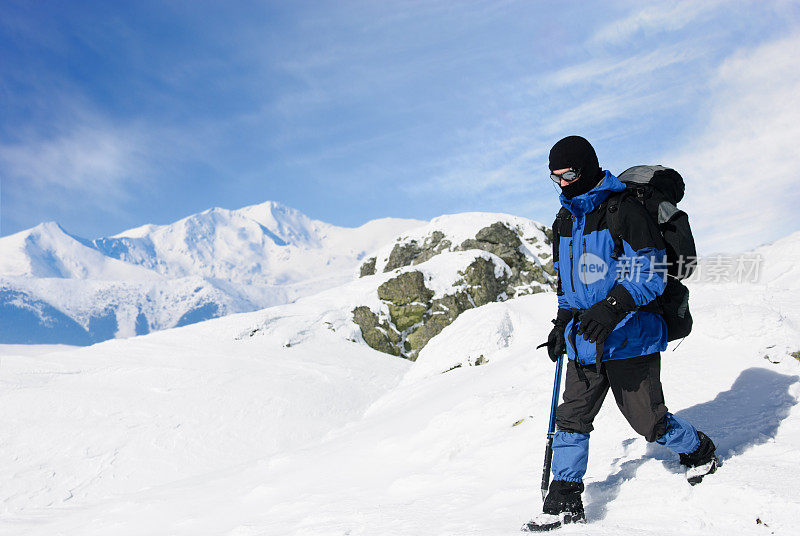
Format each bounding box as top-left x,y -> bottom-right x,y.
549,352 -> 701,483
556,352 -> 668,441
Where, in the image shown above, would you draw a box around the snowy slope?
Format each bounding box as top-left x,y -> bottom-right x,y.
0,201 -> 425,344
0,232 -> 799,535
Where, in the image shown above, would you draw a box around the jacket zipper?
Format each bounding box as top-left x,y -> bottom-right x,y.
582,237 -> 589,293
568,241 -> 576,292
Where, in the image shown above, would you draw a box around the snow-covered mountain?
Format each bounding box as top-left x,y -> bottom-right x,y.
0,201 -> 425,344
0,222 -> 162,280
0,228 -> 798,535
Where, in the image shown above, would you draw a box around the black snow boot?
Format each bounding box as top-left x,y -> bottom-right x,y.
521,480 -> 585,532
679,431 -> 719,485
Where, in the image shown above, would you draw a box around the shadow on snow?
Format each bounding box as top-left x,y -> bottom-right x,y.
585,367 -> 799,521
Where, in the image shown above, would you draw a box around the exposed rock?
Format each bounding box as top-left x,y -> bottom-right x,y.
352,306 -> 401,356
475,221 -> 521,246
425,230 -> 446,248
543,226 -> 554,246
430,292 -> 473,322
459,223 -> 524,268
511,285 -> 546,297
361,220 -> 554,291
384,241 -> 422,272
459,238 -> 519,267
359,257 -> 377,277
377,271 -> 433,305
412,232 -> 452,265
412,242 -> 450,265
461,256 -> 507,307
388,303 -> 427,332
355,255 -> 511,360
543,259 -> 556,276
517,258 -> 551,285
457,222 -> 554,297
403,290 -> 473,361
353,219 -> 556,360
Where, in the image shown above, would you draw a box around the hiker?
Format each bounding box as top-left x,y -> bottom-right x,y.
524,136 -> 718,532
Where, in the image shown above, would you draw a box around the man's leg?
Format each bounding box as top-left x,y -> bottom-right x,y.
526,360 -> 609,530
605,353 -> 718,482
551,359 -> 610,483
604,353 -> 698,448
535,359 -> 609,526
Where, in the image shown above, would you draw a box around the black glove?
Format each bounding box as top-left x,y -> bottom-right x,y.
544,308 -> 572,362
576,285 -> 636,344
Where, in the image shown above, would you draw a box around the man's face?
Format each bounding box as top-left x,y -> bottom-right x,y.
552,168 -> 580,187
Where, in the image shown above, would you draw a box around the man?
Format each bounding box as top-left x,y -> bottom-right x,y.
524,136 -> 718,532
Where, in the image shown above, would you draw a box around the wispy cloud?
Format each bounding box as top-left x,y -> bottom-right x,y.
542,44 -> 700,90
1,126 -> 142,196
397,0 -> 799,252
0,104 -> 151,234
2,1 -> 798,243
666,31 -> 800,253
589,0 -> 724,47
406,39 -> 708,203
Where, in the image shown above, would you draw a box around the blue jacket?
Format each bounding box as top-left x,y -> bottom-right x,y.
553,171 -> 668,364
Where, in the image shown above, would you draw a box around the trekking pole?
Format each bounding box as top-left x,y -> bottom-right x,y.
540,353 -> 564,501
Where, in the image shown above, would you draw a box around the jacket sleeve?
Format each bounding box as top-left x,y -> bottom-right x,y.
612,197 -> 668,307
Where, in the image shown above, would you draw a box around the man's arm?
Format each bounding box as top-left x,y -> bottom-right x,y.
576,197 -> 667,344
613,196 -> 668,306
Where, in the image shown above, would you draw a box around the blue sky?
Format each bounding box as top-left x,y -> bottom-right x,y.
1,0 -> 799,253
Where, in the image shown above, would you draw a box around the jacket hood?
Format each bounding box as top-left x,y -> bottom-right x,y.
560,170 -> 626,216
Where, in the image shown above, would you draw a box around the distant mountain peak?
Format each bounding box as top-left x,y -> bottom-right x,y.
234,200 -> 325,247
0,200 -> 426,344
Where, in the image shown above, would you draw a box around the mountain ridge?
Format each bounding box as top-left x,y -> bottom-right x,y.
0,200 -> 426,344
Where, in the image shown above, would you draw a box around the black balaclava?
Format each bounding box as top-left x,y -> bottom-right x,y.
548,135 -> 604,199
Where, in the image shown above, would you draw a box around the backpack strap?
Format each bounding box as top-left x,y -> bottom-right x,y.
605,190 -> 631,260
607,189 -> 667,318
552,207 -> 571,296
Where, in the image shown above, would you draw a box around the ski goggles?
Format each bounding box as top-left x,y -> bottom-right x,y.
550,168 -> 581,184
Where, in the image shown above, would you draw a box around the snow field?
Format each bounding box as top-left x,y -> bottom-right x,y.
0,234 -> 799,535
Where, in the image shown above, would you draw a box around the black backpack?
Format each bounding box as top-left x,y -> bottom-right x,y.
606,166 -> 696,342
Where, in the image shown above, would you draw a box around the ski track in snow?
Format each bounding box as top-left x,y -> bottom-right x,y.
1,237 -> 800,535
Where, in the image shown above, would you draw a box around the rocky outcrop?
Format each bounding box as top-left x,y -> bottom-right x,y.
352,306 -> 401,356
359,257 -> 377,277
353,255 -> 511,360
384,242 -> 422,272
353,216 -> 555,360
360,220 -> 555,295
383,231 -> 453,272
459,222 -> 552,297
378,271 -> 433,333
377,271 -> 433,305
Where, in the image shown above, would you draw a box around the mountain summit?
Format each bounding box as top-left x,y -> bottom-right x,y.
0,201 -> 424,344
